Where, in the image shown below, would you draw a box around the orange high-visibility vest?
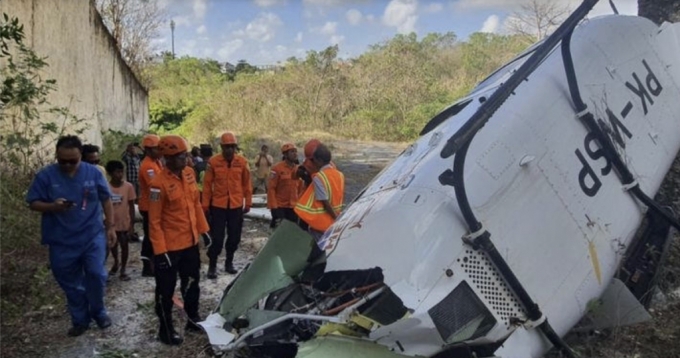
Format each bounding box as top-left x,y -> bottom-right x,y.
295,166 -> 344,232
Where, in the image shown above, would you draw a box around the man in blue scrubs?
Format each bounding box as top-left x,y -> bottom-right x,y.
26,135 -> 118,337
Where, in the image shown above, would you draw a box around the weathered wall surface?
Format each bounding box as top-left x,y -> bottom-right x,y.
0,0 -> 148,146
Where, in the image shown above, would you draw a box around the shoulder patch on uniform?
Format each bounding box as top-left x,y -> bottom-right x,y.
147,168 -> 155,177
269,170 -> 277,179
150,188 -> 161,202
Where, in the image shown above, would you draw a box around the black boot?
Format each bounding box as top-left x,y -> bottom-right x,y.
185,317 -> 202,333
225,252 -> 237,274
207,259 -> 217,279
158,318 -> 183,345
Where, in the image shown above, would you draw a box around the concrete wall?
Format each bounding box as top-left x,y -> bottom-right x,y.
0,0 -> 148,147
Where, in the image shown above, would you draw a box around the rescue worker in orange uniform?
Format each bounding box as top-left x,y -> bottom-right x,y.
138,134 -> 163,277
148,135 -> 210,345
296,139 -> 336,192
296,139 -> 322,189
267,143 -> 303,228
202,131 -> 252,278
295,143 -> 344,244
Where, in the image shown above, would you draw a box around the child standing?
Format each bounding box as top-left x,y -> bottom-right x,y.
105,160 -> 137,281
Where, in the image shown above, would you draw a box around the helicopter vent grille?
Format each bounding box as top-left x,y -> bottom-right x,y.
458,249 -> 526,327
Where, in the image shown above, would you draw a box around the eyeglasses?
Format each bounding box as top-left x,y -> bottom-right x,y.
57,158 -> 80,166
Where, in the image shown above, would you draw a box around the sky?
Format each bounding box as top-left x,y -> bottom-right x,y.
155,0 -> 638,66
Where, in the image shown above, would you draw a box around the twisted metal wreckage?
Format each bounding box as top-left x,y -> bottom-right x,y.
197,1 -> 680,357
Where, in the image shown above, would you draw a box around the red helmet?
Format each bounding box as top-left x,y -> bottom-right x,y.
281,143 -> 296,154
141,134 -> 160,148
158,135 -> 188,156
220,131 -> 238,145
304,139 -> 321,159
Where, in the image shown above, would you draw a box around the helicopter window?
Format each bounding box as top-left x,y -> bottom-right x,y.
428,281 -> 496,344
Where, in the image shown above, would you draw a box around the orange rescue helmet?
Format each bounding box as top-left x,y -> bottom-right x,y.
141,134 -> 160,148
281,143 -> 296,154
158,135 -> 189,156
220,131 -> 238,145
302,139 -> 322,173
303,139 -> 321,159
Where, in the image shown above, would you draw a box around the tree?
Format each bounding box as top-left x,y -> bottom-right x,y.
638,0 -> 680,24
95,0 -> 167,83
505,0 -> 571,41
235,60 -> 258,74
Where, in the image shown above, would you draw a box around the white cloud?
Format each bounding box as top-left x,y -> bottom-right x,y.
303,0 -> 347,6
158,0 -> 172,10
276,45 -> 287,52
346,9 -> 363,25
454,0 -> 516,11
383,0 -> 418,34
217,39 -> 244,61
235,12 -> 283,42
423,2 -> 443,13
193,0 -> 207,19
295,32 -> 303,42
303,0 -> 368,18
320,21 -> 338,35
366,14 -> 376,22
480,14 -> 500,33
172,16 -> 191,27
196,25 -> 206,34
253,0 -> 286,7
179,39 -> 198,55
330,34 -> 345,45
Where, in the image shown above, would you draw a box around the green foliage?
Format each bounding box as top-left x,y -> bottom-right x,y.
0,13 -> 23,57
235,59 -> 258,74
149,100 -> 192,132
100,129 -> 145,165
145,31 -> 533,144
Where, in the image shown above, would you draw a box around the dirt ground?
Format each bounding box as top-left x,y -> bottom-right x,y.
2,139 -> 680,358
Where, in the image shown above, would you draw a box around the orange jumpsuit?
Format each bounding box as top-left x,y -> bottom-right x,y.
267,161 -> 303,209
148,167 -> 209,255
202,154 -> 252,261
148,166 -> 208,329
202,154 -> 252,210
268,161 -> 304,227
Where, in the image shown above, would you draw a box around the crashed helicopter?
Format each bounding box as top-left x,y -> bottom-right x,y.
199,1 -> 680,357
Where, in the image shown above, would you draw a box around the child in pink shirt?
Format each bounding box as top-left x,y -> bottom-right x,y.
105,160 -> 136,281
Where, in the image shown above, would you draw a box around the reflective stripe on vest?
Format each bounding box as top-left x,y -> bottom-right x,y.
295,167 -> 344,232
